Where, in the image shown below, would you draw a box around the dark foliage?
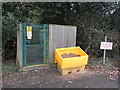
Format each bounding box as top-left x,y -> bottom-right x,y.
2,2 -> 120,61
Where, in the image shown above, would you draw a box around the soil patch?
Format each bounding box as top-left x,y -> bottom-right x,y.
61,53 -> 80,58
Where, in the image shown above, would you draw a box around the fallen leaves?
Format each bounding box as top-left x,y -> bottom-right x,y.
27,77 -> 31,81
87,63 -> 119,80
50,81 -> 53,82
2,62 -> 118,88
105,67 -> 119,80
59,86 -> 62,88
66,85 -> 68,87
67,80 -> 72,84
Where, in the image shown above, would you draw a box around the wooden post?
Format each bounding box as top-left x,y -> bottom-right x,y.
103,36 -> 107,65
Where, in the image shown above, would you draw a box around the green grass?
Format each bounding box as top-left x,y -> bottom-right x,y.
2,63 -> 19,75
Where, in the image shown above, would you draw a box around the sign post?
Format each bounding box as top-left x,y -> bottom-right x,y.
100,36 -> 113,65
103,36 -> 107,65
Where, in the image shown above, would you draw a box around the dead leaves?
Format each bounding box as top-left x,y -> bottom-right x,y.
67,80 -> 72,84
105,67 -> 119,80
86,64 -> 119,80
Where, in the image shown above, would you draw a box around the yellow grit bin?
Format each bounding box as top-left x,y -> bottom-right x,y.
54,47 -> 89,69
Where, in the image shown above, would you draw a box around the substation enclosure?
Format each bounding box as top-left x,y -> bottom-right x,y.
17,23 -> 77,67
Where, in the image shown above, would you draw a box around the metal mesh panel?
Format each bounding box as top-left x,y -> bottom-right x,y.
22,24 -> 48,66
26,46 -> 44,64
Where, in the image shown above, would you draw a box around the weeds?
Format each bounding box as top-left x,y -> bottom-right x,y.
2,63 -> 19,76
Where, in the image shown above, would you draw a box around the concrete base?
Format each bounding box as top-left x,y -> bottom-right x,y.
19,64 -> 49,72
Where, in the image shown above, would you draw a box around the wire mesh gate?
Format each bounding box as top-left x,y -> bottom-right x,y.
22,23 -> 49,66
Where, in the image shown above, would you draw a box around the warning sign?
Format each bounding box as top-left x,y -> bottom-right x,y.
100,42 -> 113,50
26,26 -> 32,39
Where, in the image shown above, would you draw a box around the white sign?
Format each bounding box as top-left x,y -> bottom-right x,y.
26,26 -> 32,39
100,42 -> 113,50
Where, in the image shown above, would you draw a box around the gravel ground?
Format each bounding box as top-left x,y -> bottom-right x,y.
2,65 -> 118,88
